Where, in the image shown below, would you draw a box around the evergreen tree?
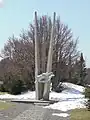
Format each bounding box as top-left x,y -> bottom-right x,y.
79,53 -> 87,85
72,53 -> 87,85
74,53 -> 87,85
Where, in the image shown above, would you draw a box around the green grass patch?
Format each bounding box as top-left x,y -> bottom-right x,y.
70,108 -> 90,120
0,101 -> 15,110
0,92 -> 8,95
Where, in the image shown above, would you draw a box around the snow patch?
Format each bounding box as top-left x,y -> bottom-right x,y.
0,82 -> 86,111
45,98 -> 86,111
62,82 -> 85,93
52,113 -> 69,117
0,91 -> 35,100
49,82 -> 85,101
50,91 -> 84,101
45,82 -> 86,111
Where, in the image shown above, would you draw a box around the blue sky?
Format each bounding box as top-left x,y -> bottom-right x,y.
0,0 -> 90,67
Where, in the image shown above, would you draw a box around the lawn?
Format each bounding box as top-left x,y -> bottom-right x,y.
70,108 -> 90,120
0,101 -> 14,110
0,92 -> 8,95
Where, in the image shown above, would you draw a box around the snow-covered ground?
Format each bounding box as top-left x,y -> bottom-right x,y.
52,113 -> 69,117
0,82 -> 86,112
46,82 -> 86,111
0,91 -> 35,100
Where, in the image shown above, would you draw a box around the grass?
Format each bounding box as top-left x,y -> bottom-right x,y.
0,92 -> 15,110
0,101 -> 15,110
70,108 -> 90,120
0,92 -> 8,95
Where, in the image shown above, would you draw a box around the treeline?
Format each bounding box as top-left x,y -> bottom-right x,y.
0,15 -> 87,94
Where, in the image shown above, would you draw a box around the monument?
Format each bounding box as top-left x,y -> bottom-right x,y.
34,12 -> 56,101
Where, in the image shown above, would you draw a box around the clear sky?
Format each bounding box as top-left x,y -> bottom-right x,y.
0,0 -> 90,67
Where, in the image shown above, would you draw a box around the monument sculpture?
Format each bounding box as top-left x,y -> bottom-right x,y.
34,12 -> 56,101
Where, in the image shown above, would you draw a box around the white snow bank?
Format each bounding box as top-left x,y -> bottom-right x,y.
45,98 -> 86,111
50,91 -> 84,101
0,82 -> 86,111
45,82 -> 86,111
0,94 -> 18,99
0,91 -> 35,100
17,91 -> 35,100
62,82 -> 85,93
50,82 -> 85,101
52,113 -> 69,117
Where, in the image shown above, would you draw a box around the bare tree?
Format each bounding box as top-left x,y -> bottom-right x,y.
0,13 -> 79,93
28,15 -> 79,89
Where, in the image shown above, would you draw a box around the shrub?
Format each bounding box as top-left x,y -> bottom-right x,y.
9,80 -> 24,95
0,72 -> 35,94
55,82 -> 64,92
2,78 -> 25,95
85,87 -> 90,98
0,84 -> 5,92
84,87 -> 90,110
